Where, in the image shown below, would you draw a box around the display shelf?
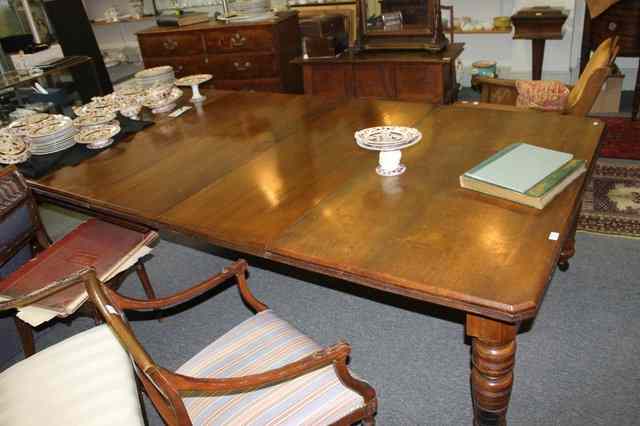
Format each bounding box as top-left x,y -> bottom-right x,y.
449,28 -> 512,34
91,16 -> 156,26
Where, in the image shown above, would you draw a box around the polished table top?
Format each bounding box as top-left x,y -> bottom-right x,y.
31,91 -> 604,323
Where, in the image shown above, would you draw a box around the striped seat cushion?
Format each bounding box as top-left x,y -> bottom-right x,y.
177,310 -> 365,425
0,325 -> 144,426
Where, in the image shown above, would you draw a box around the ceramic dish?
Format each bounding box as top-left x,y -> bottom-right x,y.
135,66 -> 173,79
354,126 -> 422,151
74,123 -> 120,149
175,74 -> 212,103
6,113 -> 52,136
73,111 -> 117,128
143,87 -> 183,114
175,74 -> 213,87
0,132 -> 30,164
26,115 -> 73,139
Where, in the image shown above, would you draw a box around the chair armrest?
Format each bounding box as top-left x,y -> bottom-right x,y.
0,268 -> 93,311
475,77 -> 519,106
106,259 -> 250,311
164,341 -> 354,395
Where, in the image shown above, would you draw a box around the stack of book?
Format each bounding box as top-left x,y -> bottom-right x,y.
460,143 -> 586,209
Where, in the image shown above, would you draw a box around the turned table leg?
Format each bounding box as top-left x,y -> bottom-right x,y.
558,211 -> 579,272
466,314 -> 519,426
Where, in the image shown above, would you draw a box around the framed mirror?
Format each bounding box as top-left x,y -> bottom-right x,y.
357,0 -> 452,52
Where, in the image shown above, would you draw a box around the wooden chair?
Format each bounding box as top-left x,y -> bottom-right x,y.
83,260 -> 378,426
0,166 -> 158,357
471,36 -> 620,117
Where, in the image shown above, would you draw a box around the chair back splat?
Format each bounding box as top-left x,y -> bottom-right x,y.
0,166 -> 51,277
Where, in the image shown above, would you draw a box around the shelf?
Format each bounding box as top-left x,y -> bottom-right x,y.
92,16 -> 156,26
447,28 -> 512,34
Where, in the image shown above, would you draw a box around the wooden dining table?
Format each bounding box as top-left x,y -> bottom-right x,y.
29,90 -> 604,425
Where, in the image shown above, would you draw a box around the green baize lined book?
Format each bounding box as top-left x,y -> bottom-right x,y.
460,143 -> 586,209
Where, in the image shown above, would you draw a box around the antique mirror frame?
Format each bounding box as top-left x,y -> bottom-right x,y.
356,0 -> 452,52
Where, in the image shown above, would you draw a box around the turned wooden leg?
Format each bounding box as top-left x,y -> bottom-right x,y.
466,314 -> 518,426
135,262 -> 157,300
135,262 -> 161,321
14,317 -> 35,358
558,213 -> 579,272
531,39 -> 546,81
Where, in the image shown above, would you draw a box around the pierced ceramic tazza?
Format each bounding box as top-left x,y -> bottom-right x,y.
355,126 -> 422,176
175,74 -> 212,103
74,123 -> 120,150
6,113 -> 53,136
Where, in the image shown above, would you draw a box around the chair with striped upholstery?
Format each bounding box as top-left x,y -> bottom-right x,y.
83,260 -> 378,425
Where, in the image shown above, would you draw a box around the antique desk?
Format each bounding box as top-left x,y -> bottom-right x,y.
293,43 -> 463,103
136,12 -> 302,93
29,91 -> 603,425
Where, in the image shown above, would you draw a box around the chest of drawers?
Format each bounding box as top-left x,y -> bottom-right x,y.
136,12 -> 303,93
580,0 -> 640,119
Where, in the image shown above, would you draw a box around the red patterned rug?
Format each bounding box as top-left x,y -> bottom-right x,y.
597,117 -> 640,160
578,160 -> 640,237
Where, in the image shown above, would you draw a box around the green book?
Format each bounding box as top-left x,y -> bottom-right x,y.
465,143 -> 574,194
460,147 -> 587,209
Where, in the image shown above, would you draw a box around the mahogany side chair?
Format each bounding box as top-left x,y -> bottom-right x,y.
470,36 -> 620,117
0,165 -> 159,357
84,260 -> 378,425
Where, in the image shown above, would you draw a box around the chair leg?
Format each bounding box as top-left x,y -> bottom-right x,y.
135,262 -> 161,321
135,262 -> 157,300
363,416 -> 376,426
14,317 -> 35,358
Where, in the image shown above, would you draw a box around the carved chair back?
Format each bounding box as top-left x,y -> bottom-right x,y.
566,36 -> 620,116
0,166 -> 50,278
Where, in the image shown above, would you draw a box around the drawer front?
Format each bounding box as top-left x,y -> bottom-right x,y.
206,54 -> 279,80
143,56 -> 206,78
138,33 -> 204,57
214,79 -> 283,93
205,28 -> 274,53
591,3 -> 640,54
394,64 -> 443,103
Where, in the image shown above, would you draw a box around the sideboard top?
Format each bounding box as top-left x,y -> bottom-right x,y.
136,11 -> 296,35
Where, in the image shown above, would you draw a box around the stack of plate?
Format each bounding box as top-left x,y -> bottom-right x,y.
0,132 -> 30,164
26,115 -> 77,155
135,66 -> 175,89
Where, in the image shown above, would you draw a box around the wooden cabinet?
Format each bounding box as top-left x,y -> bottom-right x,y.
136,12 -> 302,93
294,43 -> 463,103
581,0 -> 640,119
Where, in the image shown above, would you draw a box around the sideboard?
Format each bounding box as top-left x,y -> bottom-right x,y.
580,0 -> 640,119
292,43 -> 463,103
136,12 -> 302,93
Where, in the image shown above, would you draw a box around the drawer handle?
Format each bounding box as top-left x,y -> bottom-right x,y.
233,61 -> 252,71
176,65 -> 184,73
230,33 -> 246,47
163,39 -> 178,51
608,22 -> 617,31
